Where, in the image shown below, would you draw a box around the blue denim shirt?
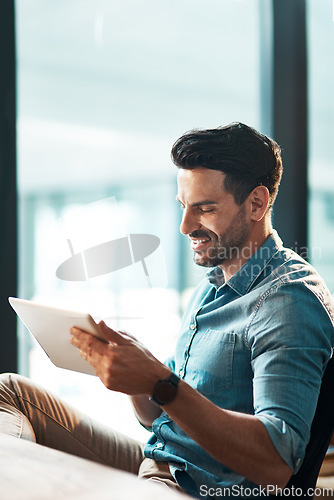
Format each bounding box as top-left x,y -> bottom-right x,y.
144,232 -> 334,498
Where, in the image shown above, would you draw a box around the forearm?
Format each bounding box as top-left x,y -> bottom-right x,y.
163,379 -> 292,488
129,394 -> 162,428
69,325 -> 292,487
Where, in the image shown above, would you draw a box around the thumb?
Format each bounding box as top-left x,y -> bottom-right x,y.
98,321 -> 131,345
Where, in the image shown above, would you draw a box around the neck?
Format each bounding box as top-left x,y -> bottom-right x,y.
220,219 -> 273,281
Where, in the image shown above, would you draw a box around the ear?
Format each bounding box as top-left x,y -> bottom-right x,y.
247,185 -> 270,222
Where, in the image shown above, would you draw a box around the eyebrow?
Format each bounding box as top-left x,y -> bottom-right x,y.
175,196 -> 218,207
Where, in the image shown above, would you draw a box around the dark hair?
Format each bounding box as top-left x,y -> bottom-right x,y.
171,122 -> 283,210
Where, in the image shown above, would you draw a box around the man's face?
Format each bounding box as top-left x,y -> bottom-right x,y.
176,168 -> 251,268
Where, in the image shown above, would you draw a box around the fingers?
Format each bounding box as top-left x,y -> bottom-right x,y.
97,321 -> 134,345
69,328 -> 102,356
69,323 -> 137,379
79,349 -> 88,361
69,323 -> 132,359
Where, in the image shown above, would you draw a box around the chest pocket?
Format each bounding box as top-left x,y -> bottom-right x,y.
186,330 -> 235,396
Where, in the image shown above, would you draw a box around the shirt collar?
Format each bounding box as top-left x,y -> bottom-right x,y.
206,230 -> 283,295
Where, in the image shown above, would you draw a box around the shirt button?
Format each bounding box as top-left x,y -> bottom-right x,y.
296,458 -> 301,466
156,443 -> 164,449
190,323 -> 196,330
179,368 -> 185,377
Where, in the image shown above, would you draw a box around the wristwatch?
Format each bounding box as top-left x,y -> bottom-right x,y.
150,372 -> 180,406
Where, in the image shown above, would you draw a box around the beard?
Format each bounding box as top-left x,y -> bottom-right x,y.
191,204 -> 250,268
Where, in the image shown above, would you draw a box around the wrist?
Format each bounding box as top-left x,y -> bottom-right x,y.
149,371 -> 180,407
146,363 -> 171,394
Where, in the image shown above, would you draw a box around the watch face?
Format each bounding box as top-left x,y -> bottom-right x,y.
154,380 -> 177,405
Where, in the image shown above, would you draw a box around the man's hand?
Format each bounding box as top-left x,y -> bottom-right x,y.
70,322 -> 292,488
69,321 -> 170,395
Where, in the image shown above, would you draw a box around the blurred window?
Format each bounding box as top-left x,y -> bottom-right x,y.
307,0 -> 334,293
16,0 -> 261,439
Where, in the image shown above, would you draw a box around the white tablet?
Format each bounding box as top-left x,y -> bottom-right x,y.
8,297 -> 107,376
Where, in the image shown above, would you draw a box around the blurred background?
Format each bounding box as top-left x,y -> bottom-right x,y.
0,0 -> 333,442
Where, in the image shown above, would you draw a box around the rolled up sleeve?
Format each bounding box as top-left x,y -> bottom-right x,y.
248,282 -> 333,472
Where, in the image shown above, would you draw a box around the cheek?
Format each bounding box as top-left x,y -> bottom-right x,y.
203,218 -> 224,239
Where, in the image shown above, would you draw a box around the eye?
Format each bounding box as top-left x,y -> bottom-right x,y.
199,207 -> 214,213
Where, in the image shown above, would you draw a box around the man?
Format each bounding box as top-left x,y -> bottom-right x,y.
1,122 -> 334,498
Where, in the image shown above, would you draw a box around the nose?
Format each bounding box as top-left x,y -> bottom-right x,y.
179,207 -> 201,235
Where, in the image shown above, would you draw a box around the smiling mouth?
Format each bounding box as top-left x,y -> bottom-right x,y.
190,237 -> 211,251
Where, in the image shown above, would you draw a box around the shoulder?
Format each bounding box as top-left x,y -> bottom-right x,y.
246,251 -> 334,352
256,247 -> 334,324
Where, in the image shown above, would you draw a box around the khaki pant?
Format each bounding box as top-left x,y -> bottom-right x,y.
0,373 -> 186,495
